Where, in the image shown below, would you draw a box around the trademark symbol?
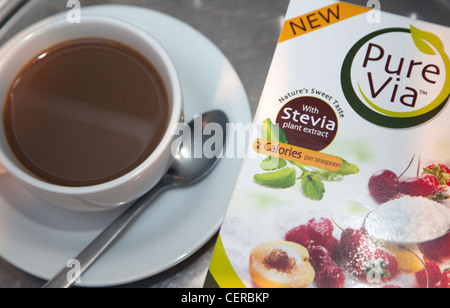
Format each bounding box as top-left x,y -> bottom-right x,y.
420,90 -> 428,95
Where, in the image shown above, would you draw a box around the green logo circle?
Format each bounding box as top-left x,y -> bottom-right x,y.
342,27 -> 450,128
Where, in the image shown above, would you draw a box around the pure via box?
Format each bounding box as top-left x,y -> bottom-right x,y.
205,0 -> 450,288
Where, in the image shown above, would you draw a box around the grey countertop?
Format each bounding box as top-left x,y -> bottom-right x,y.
0,0 -> 448,288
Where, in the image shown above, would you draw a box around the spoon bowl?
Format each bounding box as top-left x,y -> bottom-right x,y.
364,195 -> 450,244
164,110 -> 228,187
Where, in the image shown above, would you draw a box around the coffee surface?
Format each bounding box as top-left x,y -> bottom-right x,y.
3,38 -> 169,187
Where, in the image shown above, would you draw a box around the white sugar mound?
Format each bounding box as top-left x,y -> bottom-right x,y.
365,196 -> 450,244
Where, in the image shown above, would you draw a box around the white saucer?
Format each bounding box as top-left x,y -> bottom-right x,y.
0,5 -> 251,287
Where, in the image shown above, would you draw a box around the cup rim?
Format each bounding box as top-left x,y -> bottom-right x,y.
0,15 -> 183,196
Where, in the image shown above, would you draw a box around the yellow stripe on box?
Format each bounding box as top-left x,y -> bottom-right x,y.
279,1 -> 371,43
209,235 -> 246,288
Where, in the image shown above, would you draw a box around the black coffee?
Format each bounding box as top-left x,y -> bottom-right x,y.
3,38 -> 170,187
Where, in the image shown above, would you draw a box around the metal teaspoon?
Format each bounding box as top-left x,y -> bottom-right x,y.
43,110 -> 229,288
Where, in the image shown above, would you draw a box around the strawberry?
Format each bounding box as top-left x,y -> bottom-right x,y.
346,249 -> 398,283
415,261 -> 442,288
338,228 -> 399,283
366,249 -> 398,283
399,175 -> 448,200
423,163 -> 450,186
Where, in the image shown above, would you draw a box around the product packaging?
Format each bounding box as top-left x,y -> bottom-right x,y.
205,0 -> 450,288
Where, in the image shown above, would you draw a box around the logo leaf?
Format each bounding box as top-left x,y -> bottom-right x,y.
410,25 -> 444,56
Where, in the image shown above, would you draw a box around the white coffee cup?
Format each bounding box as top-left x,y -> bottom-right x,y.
0,15 -> 183,211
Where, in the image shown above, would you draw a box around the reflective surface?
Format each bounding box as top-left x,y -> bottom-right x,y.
0,0 -> 448,288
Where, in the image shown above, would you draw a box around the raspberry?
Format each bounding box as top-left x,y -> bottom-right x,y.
286,218 -> 337,250
415,261 -> 442,288
307,218 -> 334,247
309,245 -> 333,272
285,224 -> 311,248
323,235 -> 339,260
315,266 -> 345,288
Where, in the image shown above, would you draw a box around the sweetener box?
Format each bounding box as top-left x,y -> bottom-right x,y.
205,0 -> 450,288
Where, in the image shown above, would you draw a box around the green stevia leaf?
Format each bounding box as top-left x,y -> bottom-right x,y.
315,159 -> 360,181
301,171 -> 325,200
291,157 -> 359,182
260,156 -> 287,171
254,168 -> 296,189
261,118 -> 288,144
429,191 -> 449,201
290,161 -> 308,170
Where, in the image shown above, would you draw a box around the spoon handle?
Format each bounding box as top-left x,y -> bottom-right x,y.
42,182 -> 169,288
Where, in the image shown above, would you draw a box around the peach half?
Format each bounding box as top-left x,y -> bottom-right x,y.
249,240 -> 315,288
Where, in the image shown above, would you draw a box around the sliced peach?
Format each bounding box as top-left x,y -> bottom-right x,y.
249,240 -> 315,288
384,243 -> 425,273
